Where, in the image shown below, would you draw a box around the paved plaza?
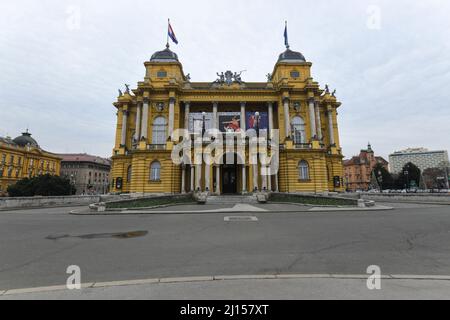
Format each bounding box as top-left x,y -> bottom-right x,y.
0,201 -> 449,299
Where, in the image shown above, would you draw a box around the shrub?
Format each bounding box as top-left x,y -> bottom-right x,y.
7,174 -> 76,197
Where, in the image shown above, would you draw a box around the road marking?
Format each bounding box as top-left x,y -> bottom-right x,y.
3,274 -> 450,296
224,216 -> 259,222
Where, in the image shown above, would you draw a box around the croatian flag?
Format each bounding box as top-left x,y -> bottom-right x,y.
168,21 -> 178,45
284,21 -> 289,48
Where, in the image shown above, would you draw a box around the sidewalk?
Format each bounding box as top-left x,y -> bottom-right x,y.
2,274 -> 450,300
72,203 -> 393,215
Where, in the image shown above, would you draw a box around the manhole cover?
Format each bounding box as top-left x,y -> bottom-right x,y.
224,216 -> 258,222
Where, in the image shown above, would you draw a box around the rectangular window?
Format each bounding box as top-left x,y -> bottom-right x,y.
157,71 -> 167,78
290,71 -> 300,78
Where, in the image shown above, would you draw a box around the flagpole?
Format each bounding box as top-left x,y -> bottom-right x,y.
166,18 -> 170,48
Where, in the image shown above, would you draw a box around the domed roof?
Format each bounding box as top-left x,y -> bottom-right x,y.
13,131 -> 39,148
278,48 -> 306,63
150,45 -> 179,62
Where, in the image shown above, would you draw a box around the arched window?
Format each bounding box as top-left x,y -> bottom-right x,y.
152,117 -> 167,145
126,165 -> 132,183
291,116 -> 306,144
298,160 -> 310,180
150,161 -> 161,181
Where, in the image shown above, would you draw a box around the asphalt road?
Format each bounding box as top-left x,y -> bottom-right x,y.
0,203 -> 449,291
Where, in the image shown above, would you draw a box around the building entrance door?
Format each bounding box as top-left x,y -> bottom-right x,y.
222,165 -> 238,194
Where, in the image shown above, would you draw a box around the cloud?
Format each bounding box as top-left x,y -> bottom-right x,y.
0,0 -> 449,159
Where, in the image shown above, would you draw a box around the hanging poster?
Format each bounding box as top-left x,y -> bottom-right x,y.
246,111 -> 269,131
188,113 -> 214,133
218,112 -> 241,133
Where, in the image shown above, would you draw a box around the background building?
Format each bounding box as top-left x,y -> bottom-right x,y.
110,42 -> 344,195
59,154 -> 111,195
343,144 -> 388,191
0,131 -> 61,195
389,148 -> 449,174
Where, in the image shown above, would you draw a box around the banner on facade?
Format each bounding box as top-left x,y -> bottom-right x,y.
218,112 -> 241,133
188,113 -> 214,133
246,111 -> 269,131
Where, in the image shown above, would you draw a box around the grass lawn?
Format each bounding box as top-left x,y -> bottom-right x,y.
270,193 -> 357,206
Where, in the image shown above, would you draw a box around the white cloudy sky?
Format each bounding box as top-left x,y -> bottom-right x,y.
0,0 -> 449,159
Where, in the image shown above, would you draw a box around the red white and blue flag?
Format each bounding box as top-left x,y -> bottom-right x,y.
168,20 -> 178,45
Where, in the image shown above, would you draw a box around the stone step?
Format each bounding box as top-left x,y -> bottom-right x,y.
207,195 -> 258,204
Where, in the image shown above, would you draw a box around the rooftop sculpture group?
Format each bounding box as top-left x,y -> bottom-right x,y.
213,70 -> 245,86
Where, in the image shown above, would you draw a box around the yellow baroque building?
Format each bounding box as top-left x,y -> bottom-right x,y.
111,44 -> 344,195
0,131 -> 61,194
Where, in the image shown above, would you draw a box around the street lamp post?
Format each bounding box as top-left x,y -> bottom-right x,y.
70,174 -> 74,195
378,170 -> 383,192
254,112 -> 261,192
255,112 -> 260,137
404,170 -> 409,192
202,112 -> 206,137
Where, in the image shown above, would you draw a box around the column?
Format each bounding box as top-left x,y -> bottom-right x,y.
262,166 -> 268,191
283,98 -> 291,139
190,166 -> 195,191
253,164 -> 258,191
184,101 -> 190,131
327,105 -> 335,146
267,102 -> 274,139
212,102 -> 218,129
142,98 -> 150,140
120,110 -> 128,146
215,166 -> 220,194
268,172 -> 272,191
168,97 -> 175,137
205,164 -> 211,192
195,164 -> 201,191
315,101 -> 323,141
242,165 -> 247,193
308,98 -> 317,140
181,165 -> 186,194
275,173 -> 279,192
135,103 -> 142,142
240,102 -> 246,132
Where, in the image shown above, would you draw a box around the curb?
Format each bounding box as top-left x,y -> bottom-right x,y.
70,206 -> 393,215
2,273 -> 450,296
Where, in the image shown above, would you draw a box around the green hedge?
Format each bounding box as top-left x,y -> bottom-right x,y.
270,193 -> 357,206
106,195 -> 195,209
